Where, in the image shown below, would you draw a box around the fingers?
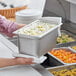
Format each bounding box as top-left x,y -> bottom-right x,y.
17,24 -> 25,29
23,58 -> 34,64
15,57 -> 35,65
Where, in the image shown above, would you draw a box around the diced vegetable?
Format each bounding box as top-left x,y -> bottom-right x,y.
49,48 -> 76,63
57,33 -> 75,44
48,68 -> 76,76
18,22 -> 56,36
71,46 -> 76,51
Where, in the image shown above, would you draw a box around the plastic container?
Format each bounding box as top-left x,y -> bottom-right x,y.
14,17 -> 62,57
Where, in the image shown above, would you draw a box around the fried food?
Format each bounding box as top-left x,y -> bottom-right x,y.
49,68 -> 76,76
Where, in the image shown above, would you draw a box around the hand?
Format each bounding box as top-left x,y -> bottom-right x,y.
0,58 -> 34,68
17,24 -> 25,29
15,57 -> 34,65
9,24 -> 25,37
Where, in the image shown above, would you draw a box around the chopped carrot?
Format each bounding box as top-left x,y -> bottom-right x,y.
49,49 -> 76,63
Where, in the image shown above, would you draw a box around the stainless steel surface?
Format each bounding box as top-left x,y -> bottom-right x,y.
47,64 -> 76,72
56,41 -> 76,48
62,22 -> 76,34
60,30 -> 76,39
32,64 -> 53,76
0,64 -> 53,76
0,65 -> 42,76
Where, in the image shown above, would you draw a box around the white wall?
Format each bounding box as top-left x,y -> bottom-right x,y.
66,0 -> 76,23
66,0 -> 76,4
28,0 -> 46,11
44,0 -> 76,23
44,0 -> 70,20
70,2 -> 76,23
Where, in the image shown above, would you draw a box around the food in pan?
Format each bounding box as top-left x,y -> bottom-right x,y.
48,68 -> 76,76
18,22 -> 56,36
49,48 -> 76,63
71,46 -> 76,51
57,33 -> 75,44
71,68 -> 76,75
